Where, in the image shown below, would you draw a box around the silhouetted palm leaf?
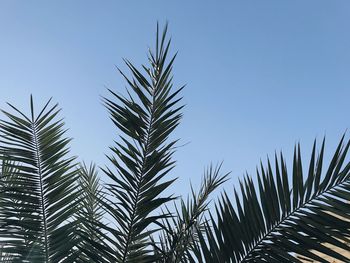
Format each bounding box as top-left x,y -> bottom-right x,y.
0,97 -> 80,262
194,137 -> 350,262
74,163 -> 106,262
153,164 -> 229,263
99,23 -> 184,262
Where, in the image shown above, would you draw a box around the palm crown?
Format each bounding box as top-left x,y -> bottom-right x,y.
1,24 -> 350,263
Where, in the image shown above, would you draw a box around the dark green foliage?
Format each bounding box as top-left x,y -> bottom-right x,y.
153,164 -> 229,263
0,97 -> 79,262
99,24 -> 184,262
74,163 -> 105,262
195,138 -> 350,262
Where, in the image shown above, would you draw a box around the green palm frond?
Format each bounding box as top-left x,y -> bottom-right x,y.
99,23 -> 184,262
153,164 -> 229,263
74,163 -> 106,262
195,137 -> 350,262
0,96 -> 80,262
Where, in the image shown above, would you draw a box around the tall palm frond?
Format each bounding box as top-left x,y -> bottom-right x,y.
153,164 -> 229,263
0,96 -> 80,262
195,137 -> 350,262
99,23 -> 184,262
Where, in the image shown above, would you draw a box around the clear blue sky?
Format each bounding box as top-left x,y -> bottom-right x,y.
1,1 -> 350,198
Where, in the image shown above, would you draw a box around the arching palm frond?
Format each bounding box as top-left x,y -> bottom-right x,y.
195,137 -> 350,262
0,97 -> 80,262
153,164 -> 229,263
99,23 -> 184,262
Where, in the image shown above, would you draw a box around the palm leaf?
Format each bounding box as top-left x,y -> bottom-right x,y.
195,137 -> 350,262
74,163 -> 107,262
153,164 -> 229,263
99,23 -> 184,262
0,96 -> 80,262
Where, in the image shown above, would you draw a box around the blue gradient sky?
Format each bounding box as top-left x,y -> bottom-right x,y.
1,1 -> 350,197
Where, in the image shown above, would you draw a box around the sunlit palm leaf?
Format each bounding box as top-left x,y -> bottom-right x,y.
0,97 -> 79,262
195,137 -> 350,262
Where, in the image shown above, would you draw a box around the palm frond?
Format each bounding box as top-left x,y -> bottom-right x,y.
74,163 -> 106,262
195,137 -> 350,262
0,96 -> 80,262
153,164 -> 229,263
100,23 -> 184,262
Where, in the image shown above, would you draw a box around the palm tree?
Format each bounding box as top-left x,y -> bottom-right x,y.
1,24 -> 350,262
